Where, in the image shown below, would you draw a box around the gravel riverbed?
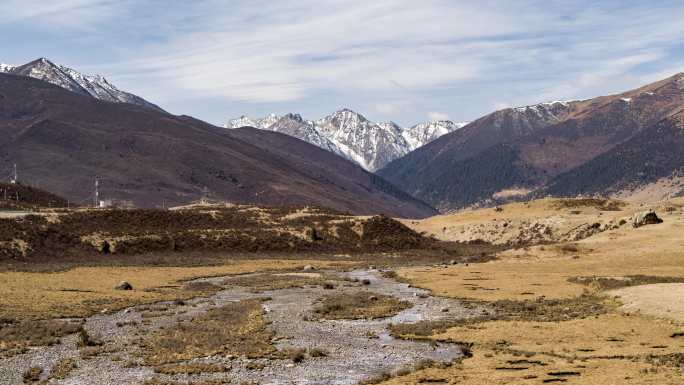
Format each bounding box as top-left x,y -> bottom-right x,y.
0,269 -> 482,385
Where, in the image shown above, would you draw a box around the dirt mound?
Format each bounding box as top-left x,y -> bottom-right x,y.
0,206 -> 444,262
360,215 -> 429,250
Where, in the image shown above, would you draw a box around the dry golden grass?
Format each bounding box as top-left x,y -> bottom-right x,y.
314,292 -> 411,320
22,366 -> 42,383
383,198 -> 684,385
153,363 -> 230,375
0,319 -> 82,358
48,357 -> 77,379
379,352 -> 683,385
0,259 -> 351,320
142,299 -> 274,366
398,200 -> 684,302
224,272 -> 333,292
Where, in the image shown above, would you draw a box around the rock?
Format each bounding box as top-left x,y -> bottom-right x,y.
441,307 -> 450,313
632,210 -> 663,228
369,265 -> 376,270
449,260 -> 458,265
114,281 -> 133,290
303,265 -> 316,271
303,226 -> 321,241
369,295 -> 378,301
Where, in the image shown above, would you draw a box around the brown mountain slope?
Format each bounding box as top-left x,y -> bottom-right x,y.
0,73 -> 436,218
379,73 -> 684,211
542,109 -> 684,198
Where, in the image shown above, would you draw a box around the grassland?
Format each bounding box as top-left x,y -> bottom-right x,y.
385,198 -> 684,384
0,259 -> 351,321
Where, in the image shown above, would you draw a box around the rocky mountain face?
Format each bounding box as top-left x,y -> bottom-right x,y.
0,73 -> 436,218
226,110 -> 467,171
378,73 -> 684,211
0,58 -> 162,111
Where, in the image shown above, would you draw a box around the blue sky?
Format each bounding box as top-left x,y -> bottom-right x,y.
2,0 -> 683,126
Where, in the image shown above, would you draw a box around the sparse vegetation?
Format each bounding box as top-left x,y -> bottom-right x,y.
390,294 -> 607,338
154,363 -> 230,375
569,275 -> 684,291
308,347 -> 328,357
141,299 -> 274,365
48,358 -> 77,379
224,273 -> 332,292
77,327 -> 102,348
23,366 -> 43,384
314,292 -> 411,320
552,198 -> 625,211
280,347 -> 307,363
22,366 -> 42,383
0,319 -> 82,358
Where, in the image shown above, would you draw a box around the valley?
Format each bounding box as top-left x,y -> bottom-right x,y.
0,191 -> 682,384
2,9 -> 684,383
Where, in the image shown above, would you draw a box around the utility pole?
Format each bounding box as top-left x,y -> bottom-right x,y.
94,178 -> 100,208
10,163 -> 17,184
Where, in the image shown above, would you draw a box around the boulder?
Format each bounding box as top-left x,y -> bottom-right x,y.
303,226 -> 321,241
303,265 -> 316,271
114,281 -> 133,290
632,210 -> 663,228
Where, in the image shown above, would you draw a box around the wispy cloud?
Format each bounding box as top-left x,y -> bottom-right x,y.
0,0 -> 120,26
3,0 -> 684,125
427,111 -> 450,121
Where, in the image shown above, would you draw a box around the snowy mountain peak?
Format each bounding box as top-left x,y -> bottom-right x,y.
226,111 -> 467,171
226,113 -> 280,129
0,63 -> 14,72
3,58 -> 162,111
403,120 -> 467,151
282,113 -> 305,123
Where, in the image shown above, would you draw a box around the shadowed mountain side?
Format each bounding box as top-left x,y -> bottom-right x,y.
0,73 -> 436,218
379,73 -> 684,210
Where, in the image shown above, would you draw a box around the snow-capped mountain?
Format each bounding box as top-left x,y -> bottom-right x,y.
402,120 -> 469,151
313,110 -> 411,171
0,58 -> 162,111
225,113 -> 280,130
226,109 -> 467,171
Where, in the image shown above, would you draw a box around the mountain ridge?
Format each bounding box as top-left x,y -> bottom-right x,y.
0,73 -> 436,218
226,109 -> 468,171
0,58 -> 163,112
378,73 -> 684,211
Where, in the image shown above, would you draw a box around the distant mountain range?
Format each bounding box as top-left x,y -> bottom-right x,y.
0,72 -> 436,218
0,58 -> 162,111
378,73 -> 684,211
3,57 -> 682,215
226,110 -> 468,171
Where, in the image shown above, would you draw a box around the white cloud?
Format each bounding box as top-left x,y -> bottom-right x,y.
427,111 -> 450,121
372,102 -> 404,116
10,1 -> 684,124
105,1 -> 684,110
0,0 -> 119,26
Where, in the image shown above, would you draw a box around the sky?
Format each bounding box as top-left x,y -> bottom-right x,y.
1,0 -> 684,127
